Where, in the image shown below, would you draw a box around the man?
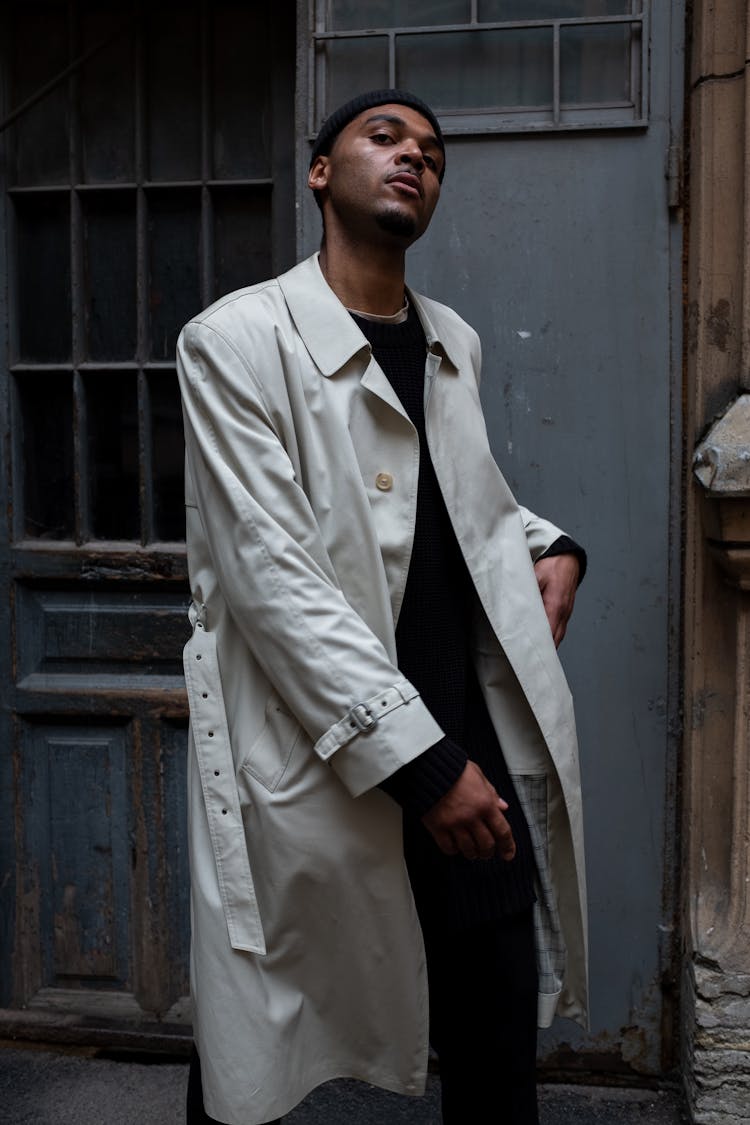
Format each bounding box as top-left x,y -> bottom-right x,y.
178,90 -> 587,1125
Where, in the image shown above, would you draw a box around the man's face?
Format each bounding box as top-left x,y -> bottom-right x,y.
309,103 -> 444,246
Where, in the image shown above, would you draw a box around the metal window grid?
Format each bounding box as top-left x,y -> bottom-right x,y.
309,0 -> 649,135
4,1 -> 280,548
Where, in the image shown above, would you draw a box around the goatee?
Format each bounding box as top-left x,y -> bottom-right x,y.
376,208 -> 417,238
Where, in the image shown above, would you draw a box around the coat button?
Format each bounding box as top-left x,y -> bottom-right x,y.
375,472 -> 393,491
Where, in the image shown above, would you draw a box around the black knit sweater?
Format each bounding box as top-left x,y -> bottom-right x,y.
353,306 -> 537,929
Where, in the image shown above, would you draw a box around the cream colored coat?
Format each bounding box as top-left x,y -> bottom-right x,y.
177,253 -> 588,1125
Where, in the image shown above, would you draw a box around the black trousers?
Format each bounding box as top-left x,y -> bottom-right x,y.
186,905 -> 538,1125
424,906 -> 539,1124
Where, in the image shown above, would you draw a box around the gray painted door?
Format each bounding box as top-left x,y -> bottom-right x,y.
302,0 -> 683,1076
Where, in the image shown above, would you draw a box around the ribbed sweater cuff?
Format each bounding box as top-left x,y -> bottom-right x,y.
378,738 -> 468,819
538,534 -> 587,584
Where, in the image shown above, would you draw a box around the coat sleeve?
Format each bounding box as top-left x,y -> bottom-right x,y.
177,318 -> 444,799
517,505 -> 569,561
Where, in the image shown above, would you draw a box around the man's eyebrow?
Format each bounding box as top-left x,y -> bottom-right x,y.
362,113 -> 441,150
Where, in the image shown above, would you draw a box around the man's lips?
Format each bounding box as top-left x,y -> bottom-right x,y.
386,172 -> 423,199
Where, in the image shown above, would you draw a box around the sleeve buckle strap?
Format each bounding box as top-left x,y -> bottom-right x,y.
347,702 -> 378,732
314,680 -> 422,763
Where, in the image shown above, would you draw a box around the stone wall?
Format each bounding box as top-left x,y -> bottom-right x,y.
684,963 -> 750,1123
683,2 -> 750,1122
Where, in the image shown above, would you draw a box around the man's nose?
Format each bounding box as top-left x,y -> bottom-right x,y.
397,142 -> 424,171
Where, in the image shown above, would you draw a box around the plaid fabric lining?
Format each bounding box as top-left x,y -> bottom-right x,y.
512,773 -> 566,998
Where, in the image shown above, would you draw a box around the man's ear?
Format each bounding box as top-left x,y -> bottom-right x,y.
308,155 -> 330,193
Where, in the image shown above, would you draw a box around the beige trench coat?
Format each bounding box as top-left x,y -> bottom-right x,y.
177,253 -> 588,1125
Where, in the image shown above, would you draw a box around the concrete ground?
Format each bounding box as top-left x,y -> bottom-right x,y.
0,1043 -> 688,1125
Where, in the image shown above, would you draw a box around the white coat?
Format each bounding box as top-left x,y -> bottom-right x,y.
176,253 -> 588,1125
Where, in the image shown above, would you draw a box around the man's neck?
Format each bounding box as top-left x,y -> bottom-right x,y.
318,238 -> 407,317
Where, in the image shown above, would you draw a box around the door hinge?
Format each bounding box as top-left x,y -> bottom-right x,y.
667,143 -> 683,210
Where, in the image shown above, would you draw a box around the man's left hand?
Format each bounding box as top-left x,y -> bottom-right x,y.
534,553 -> 580,647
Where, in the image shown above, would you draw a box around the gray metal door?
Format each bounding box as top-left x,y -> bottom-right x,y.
302,0 -> 683,1076
0,0 -> 294,1040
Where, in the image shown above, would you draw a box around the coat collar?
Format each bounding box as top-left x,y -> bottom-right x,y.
277,253 -> 462,376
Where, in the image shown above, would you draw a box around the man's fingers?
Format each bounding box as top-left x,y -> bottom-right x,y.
534,553 -> 579,649
421,761 -> 518,860
452,828 -> 480,860
483,805 -> 515,859
469,822 -> 498,860
431,828 -> 460,856
543,598 -> 571,648
432,811 -> 516,862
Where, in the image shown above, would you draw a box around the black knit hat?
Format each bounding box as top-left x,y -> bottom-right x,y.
310,89 -> 445,181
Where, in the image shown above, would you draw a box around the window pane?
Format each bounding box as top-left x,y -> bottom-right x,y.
146,3 -> 202,181
397,29 -> 553,110
324,38 -> 390,115
85,372 -> 140,540
9,1 -> 69,186
330,1 -> 468,30
13,194 -> 71,363
478,1 -> 633,17
212,3 -> 271,180
149,373 -> 185,541
213,187 -> 272,299
561,23 -> 632,104
16,372 -> 75,540
148,191 -> 202,361
82,193 -> 136,361
79,3 -> 135,183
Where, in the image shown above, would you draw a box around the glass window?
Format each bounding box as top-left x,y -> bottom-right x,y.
13,194 -> 71,364
149,373 -> 186,542
79,4 -> 135,184
213,187 -> 272,297
325,38 -> 390,111
398,29 -> 553,111
146,3 -> 202,182
16,372 -> 75,540
478,1 -> 631,17
312,0 -> 647,133
212,5 -> 272,180
330,1 -> 468,31
85,372 -> 140,541
147,190 -> 202,362
561,22 -> 631,105
82,193 -> 137,362
3,0 -> 294,549
9,2 -> 69,187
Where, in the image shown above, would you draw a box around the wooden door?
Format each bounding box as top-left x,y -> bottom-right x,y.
0,0 -> 294,1044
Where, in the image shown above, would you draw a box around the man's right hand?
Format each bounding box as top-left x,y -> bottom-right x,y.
421,761 -> 516,862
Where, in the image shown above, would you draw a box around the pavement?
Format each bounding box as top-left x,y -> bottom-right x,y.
0,1043 -> 688,1124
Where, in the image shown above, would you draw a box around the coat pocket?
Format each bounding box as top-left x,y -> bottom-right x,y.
240,691 -> 303,792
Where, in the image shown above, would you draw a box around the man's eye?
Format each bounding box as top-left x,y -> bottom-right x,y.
371,133 -> 393,144
424,154 -> 437,170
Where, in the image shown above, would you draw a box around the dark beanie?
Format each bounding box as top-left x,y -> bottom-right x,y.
310,89 -> 445,181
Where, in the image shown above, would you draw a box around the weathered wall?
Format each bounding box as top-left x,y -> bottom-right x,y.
683,2 -> 750,1121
